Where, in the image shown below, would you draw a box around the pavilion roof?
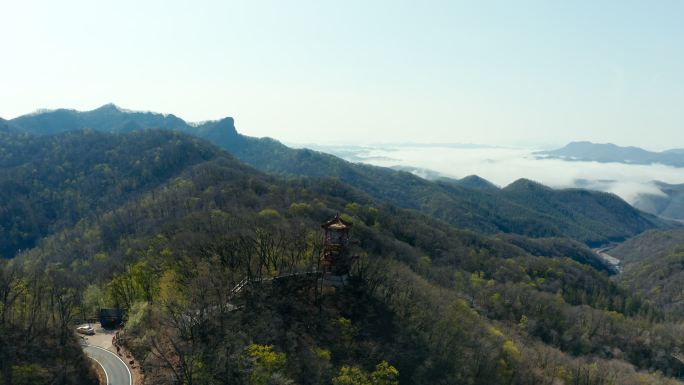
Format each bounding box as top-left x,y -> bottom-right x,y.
322,214 -> 352,230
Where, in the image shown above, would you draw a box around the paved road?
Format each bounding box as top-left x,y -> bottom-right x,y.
84,345 -> 132,385
593,246 -> 622,273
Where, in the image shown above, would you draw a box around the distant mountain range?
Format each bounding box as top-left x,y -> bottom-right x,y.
537,141 -> 684,167
5,103 -> 240,141
535,141 -> 684,220
1,105 -> 675,246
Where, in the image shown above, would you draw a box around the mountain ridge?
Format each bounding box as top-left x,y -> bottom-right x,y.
537,141 -> 684,167
3,105 -> 676,246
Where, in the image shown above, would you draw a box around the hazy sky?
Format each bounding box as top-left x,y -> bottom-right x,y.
1,1 -> 682,149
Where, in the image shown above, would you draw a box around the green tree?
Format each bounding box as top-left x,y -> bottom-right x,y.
82,284 -> 105,319
332,362 -> 399,385
370,361 -> 399,385
244,344 -> 289,385
332,366 -> 369,385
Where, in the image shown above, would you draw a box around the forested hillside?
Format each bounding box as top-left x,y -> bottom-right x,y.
219,136 -> 671,245
611,229 -> 684,264
2,129 -> 684,384
4,105 -> 674,246
0,261 -> 99,384
0,130 -> 217,258
611,229 -> 684,317
0,118 -> 12,133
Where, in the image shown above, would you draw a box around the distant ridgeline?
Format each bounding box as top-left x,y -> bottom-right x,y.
536,141 -> 684,221
0,105 -> 676,252
536,141 -> 684,167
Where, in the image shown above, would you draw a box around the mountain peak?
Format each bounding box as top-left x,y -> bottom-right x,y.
455,175 -> 498,190
217,116 -> 235,126
504,178 -> 551,192
193,117 -> 239,143
89,103 -> 154,116
92,103 -> 122,112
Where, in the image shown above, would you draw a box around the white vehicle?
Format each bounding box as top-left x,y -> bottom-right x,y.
76,325 -> 95,335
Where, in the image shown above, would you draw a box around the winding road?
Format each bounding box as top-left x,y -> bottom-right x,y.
593,246 -> 622,273
84,345 -> 132,385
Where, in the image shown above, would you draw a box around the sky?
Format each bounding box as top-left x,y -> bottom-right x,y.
1,0 -> 683,149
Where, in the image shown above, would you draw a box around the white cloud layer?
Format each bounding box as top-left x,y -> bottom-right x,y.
333,146 -> 684,204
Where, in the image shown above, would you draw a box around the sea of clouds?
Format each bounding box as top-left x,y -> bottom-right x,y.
308,145 -> 684,204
